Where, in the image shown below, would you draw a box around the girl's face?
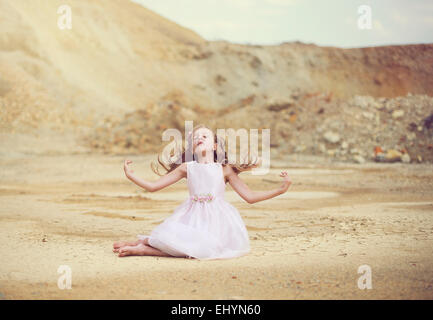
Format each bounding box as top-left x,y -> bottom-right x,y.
192,128 -> 215,154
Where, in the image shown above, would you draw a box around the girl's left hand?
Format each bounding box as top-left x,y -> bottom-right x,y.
124,159 -> 134,177
279,171 -> 292,192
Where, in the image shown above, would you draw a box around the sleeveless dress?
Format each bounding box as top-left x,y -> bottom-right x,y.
137,160 -> 251,260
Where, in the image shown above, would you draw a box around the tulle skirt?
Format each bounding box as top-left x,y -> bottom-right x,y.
137,197 -> 251,260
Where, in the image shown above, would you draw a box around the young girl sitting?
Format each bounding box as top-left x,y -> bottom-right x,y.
113,124 -> 292,260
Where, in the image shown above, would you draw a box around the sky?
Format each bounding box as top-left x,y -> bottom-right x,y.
131,0 -> 433,48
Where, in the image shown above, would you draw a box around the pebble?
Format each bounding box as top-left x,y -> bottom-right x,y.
401,153 -> 411,163
362,112 -> 374,120
350,148 -> 361,155
323,131 -> 340,143
353,155 -> 365,164
392,110 -> 405,119
386,149 -> 402,161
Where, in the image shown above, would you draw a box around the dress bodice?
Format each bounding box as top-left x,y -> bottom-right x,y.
187,160 -> 226,201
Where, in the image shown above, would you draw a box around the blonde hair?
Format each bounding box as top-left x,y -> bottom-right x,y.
151,124 -> 260,180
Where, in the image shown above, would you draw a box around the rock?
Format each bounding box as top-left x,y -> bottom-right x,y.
329,121 -> 342,130
423,113 -> 433,129
375,114 -> 381,124
353,155 -> 365,164
294,145 -> 306,152
351,95 -> 375,109
267,100 -> 294,112
392,110 -> 405,119
401,153 -> 411,163
407,132 -> 416,140
362,112 -> 374,120
327,149 -> 336,156
341,141 -> 348,149
323,131 -> 340,143
373,102 -> 383,110
408,122 -> 417,131
386,149 -> 403,162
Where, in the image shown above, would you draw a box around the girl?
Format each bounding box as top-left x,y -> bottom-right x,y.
113,124 -> 292,260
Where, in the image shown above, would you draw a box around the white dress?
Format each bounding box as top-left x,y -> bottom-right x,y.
137,160 -> 251,260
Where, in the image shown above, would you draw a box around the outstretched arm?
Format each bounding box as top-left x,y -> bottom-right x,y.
226,165 -> 292,204
123,159 -> 186,192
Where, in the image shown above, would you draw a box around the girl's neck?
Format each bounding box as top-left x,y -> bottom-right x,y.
194,155 -> 214,164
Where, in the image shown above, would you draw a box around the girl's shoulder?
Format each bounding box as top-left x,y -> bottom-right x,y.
172,161 -> 188,177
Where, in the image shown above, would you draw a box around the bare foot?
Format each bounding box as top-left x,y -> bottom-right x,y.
113,239 -> 145,252
118,243 -> 153,257
118,243 -> 174,257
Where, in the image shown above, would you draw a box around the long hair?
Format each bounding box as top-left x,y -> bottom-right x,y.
151,124 -> 260,181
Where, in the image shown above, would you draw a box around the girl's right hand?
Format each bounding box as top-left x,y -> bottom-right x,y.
124,159 -> 134,177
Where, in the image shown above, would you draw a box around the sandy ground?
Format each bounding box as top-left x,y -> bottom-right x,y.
0,152 -> 432,300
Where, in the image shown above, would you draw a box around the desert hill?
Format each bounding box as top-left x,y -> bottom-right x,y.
0,0 -> 432,163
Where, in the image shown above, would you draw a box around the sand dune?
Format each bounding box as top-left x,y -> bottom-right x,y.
1,0 -> 432,132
